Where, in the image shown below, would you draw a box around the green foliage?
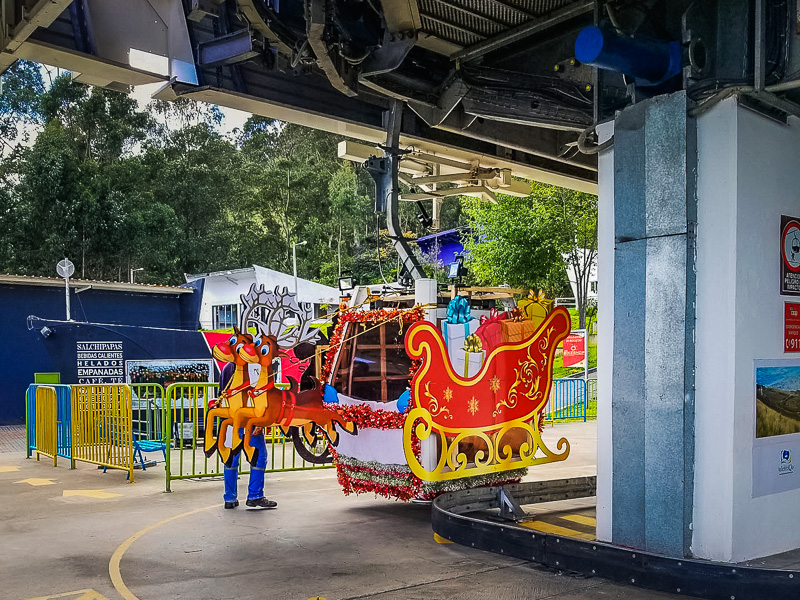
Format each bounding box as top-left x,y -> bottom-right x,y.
0,60 -> 45,145
462,182 -> 597,327
0,68 -> 588,298
0,72 -> 458,286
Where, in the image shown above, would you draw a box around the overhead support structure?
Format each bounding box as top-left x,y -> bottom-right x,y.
452,0 -> 594,63
340,139 -> 531,204
364,99 -> 426,282
0,0 -> 74,70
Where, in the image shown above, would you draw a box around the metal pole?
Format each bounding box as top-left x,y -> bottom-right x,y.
293,244 -> 298,295
65,277 -> 71,321
292,241 -> 306,295
755,0 -> 766,92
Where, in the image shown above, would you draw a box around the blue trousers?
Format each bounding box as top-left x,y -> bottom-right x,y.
224,428 -> 267,502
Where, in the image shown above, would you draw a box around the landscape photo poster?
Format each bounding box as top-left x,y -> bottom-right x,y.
126,359 -> 214,389
755,363 -> 800,438
753,360 -> 800,496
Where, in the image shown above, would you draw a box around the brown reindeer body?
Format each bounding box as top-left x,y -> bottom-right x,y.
203,328 -> 256,464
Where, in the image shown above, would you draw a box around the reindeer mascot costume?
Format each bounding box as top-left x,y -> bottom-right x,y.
205,285 -> 322,509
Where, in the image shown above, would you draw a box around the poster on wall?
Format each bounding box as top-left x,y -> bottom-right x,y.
753,360 -> 800,497
780,215 -> 800,295
785,303 -> 800,352
126,359 -> 213,389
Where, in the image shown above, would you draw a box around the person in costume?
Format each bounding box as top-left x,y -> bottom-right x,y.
210,362 -> 278,510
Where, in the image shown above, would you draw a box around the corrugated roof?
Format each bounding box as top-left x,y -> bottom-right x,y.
0,274 -> 193,294
418,0 -> 578,50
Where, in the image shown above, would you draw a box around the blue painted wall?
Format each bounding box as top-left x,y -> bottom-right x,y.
1,281 -> 208,425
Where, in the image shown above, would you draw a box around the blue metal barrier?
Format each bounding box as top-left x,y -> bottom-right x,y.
548,378 -> 587,421
26,384 -> 73,460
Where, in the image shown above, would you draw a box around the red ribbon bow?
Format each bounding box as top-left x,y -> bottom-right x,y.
480,308 -> 506,325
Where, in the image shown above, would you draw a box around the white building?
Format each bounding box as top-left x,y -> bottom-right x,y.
563,249 -> 598,305
185,265 -> 339,330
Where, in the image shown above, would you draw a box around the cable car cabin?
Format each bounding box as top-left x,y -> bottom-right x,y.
321,287 -> 574,501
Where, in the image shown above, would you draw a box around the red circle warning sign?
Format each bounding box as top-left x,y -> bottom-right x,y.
781,216 -> 800,295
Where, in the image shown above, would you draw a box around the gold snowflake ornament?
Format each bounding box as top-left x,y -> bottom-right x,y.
443,387 -> 453,402
489,376 -> 501,393
467,396 -> 479,415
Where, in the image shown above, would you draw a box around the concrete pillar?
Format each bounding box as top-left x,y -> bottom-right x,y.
602,91 -> 697,557
415,278 -> 438,324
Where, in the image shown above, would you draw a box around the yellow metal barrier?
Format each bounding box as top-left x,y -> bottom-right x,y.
35,386 -> 58,467
71,384 -> 134,482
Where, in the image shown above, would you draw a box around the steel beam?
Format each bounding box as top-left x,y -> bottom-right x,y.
452,1 -> 594,62
1,0 -> 74,71
198,27 -> 260,67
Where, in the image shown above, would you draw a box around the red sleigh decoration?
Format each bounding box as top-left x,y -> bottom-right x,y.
402,307 -> 572,481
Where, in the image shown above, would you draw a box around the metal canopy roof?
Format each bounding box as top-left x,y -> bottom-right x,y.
2,2 -> 798,196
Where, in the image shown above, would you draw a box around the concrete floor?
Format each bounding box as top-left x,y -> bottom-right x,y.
1,422 -> 691,600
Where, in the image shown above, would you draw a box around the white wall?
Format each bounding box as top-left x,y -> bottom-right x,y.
693,98 -> 739,561
694,98 -> 800,561
595,121 -> 614,543
198,272 -> 257,329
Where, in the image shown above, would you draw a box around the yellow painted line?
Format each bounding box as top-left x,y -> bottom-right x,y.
0,465 -> 20,472
109,505 -> 216,600
15,478 -> 55,486
63,490 -> 122,499
23,589 -> 109,600
433,533 -> 453,544
519,520 -> 595,541
560,514 -> 596,527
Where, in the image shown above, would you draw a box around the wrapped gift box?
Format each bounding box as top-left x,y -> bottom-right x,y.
517,291 -> 552,331
443,320 -> 479,366
475,309 -> 507,353
451,349 -> 485,378
500,319 -> 538,344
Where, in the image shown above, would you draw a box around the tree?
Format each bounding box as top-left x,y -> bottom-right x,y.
0,60 -> 45,149
462,183 -> 597,328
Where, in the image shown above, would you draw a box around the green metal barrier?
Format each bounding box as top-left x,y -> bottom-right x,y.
163,383 -> 331,492
130,383 -> 166,442
587,378 -> 598,418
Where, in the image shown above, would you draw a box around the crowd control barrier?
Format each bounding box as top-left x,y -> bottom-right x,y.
34,386 -> 58,466
164,382 -> 332,492
26,383 -> 73,460
548,378 -> 587,422
130,383 -> 166,442
71,384 -> 135,481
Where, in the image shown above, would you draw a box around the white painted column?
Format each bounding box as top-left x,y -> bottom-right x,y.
415,277 -> 439,472
595,121 -> 615,543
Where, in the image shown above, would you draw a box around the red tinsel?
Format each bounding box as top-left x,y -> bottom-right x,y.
334,403 -> 407,429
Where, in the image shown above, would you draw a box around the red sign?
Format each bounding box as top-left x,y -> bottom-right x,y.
785,303 -> 800,352
781,215 -> 800,295
562,331 -> 586,368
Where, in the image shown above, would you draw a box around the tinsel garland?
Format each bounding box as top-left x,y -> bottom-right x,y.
331,448 -> 422,501
320,305 -> 425,384
333,451 -> 529,502
418,468 -> 528,499
333,403 -> 407,430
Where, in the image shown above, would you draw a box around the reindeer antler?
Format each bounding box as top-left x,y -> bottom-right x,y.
239,284 -> 320,349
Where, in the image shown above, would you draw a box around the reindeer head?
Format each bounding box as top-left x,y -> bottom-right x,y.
240,284 -> 320,356
212,326 -> 257,365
